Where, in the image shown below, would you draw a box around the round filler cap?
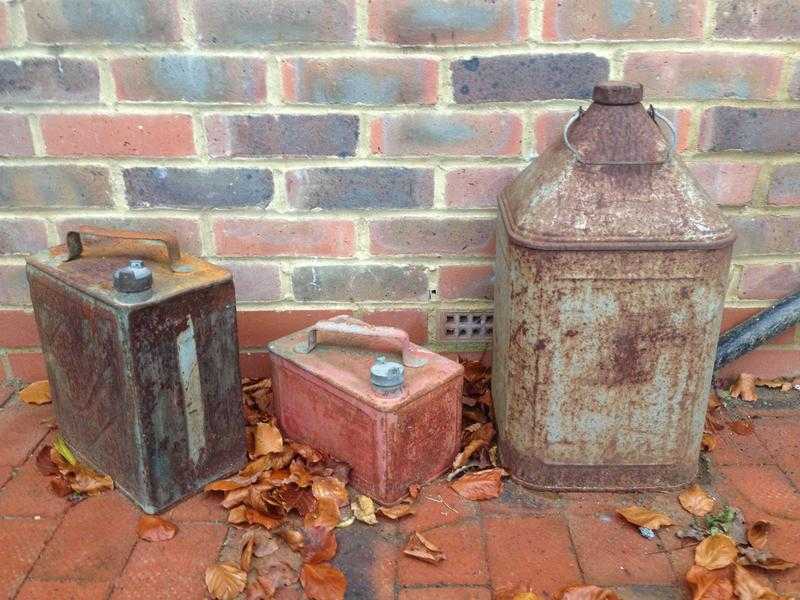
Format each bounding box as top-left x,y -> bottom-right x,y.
592,80 -> 644,105
370,356 -> 404,391
113,259 -> 153,293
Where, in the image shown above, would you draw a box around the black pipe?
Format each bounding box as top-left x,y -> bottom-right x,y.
715,289 -> 800,371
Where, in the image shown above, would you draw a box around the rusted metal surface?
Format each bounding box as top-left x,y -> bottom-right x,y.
269,316 -> 463,504
493,81 -> 735,491
27,228 -> 245,513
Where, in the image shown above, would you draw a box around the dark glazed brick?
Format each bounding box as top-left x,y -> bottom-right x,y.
714,0 -> 800,39
124,167 -> 273,209
285,168 -> 433,210
24,0 -> 181,44
0,166 -> 112,208
0,264 -> 30,305
700,107 -> 800,153
0,58 -> 99,103
196,0 -> 356,46
768,164 -> 800,205
730,216 -> 800,256
0,115 -> 34,157
0,218 -> 48,255
206,114 -> 358,157
452,53 -> 609,103
292,265 -> 429,302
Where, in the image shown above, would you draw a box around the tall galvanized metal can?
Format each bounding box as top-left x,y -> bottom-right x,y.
493,81 -> 735,490
26,227 -> 245,513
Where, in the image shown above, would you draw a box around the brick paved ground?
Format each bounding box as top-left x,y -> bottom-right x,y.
1,387 -> 798,599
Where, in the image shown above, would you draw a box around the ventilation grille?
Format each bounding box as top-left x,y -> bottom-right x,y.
442,312 -> 493,340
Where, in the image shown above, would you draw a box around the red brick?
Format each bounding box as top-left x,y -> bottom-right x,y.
0,58 -> 99,104
214,217 -> 355,258
239,351 -> 271,378
31,492 -> 140,582
445,167 -> 518,209
8,352 -> 47,382
686,161 -> 761,207
439,265 -> 494,300
753,417 -> 800,486
398,481 -> 477,534
16,580 -> 111,600
0,165 -> 112,208
111,522 -> 228,600
0,402 -> 52,466
730,215 -> 800,256
721,307 -> 795,345
41,114 -> 195,157
397,520 -> 488,586
166,491 -> 226,523
369,0 -> 527,45
0,310 -> 40,348
371,113 -> 522,157
56,216 -> 202,255
0,518 -> 59,598
717,348 -> 800,381
0,114 -> 34,156
237,309 -> 352,349
0,218 -> 48,256
713,0 -> 800,40
0,263 -> 30,306
361,309 -> 429,344
543,0 -> 704,40
623,52 -> 783,100
399,588 -> 491,600
283,58 -> 437,105
709,425 -> 774,466
0,465 -> 11,487
768,164 -> 800,206
739,263 -> 800,300
212,260 -> 282,303
718,465 -> 800,520
371,539 -> 398,600
369,218 -> 495,257
0,458 -> 71,518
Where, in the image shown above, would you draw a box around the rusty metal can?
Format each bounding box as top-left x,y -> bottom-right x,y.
268,316 -> 463,505
493,81 -> 735,490
26,227 -> 245,513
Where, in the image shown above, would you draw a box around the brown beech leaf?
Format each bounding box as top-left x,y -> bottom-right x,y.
205,562 -> 248,600
228,504 -> 248,524
733,564 -> 786,600
731,374 -> 758,402
450,467 -> 505,501
695,534 -> 738,570
730,420 -> 754,436
747,520 -> 770,550
377,502 -> 416,520
278,528 -> 305,552
49,476 -> 73,497
738,547 -> 798,571
300,562 -> 346,600
311,476 -> 348,507
206,475 -> 257,492
494,587 -> 543,600
136,515 -> 177,542
35,445 -> 60,476
351,495 -> 377,525
708,391 -> 721,410
221,487 -> 249,510
702,434 -> 718,452
239,456 -> 269,478
555,585 -> 622,599
453,422 -> 496,469
20,380 -> 51,405
301,527 -> 337,564
408,484 -> 421,499
616,506 -> 673,530
685,565 -> 734,600
254,560 -> 299,597
291,442 -> 323,463
254,422 -> 284,457
679,484 -> 715,517
240,533 -> 255,571
69,465 -> 113,496
246,507 -> 283,530
304,497 -> 341,531
290,459 -> 313,488
403,532 -> 445,563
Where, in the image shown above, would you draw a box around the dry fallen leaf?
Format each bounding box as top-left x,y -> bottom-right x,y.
616,506 -> 673,530
351,495 -> 377,525
555,585 -> 623,600
403,532 -> 445,563
206,475 -> 257,492
241,533 -> 255,572
253,422 -> 284,457
228,504 -> 248,524
453,422 -> 495,468
450,467 -> 505,501
312,477 -> 349,507
702,434 -> 717,452
493,587 -> 543,600
731,374 -> 758,402
136,515 -> 177,542
304,497 -> 341,531
685,565 -> 734,600
301,527 -> 337,564
738,547 -> 798,571
277,528 -> 305,552
35,445 -> 60,476
695,534 -> 738,570
733,564 -> 786,600
69,465 -> 113,496
747,520 -> 770,550
245,507 -> 283,530
730,420 -> 754,436
205,563 -> 248,600
377,502 -> 416,520
20,380 -> 51,405
253,561 -> 299,598
679,484 -> 715,517
300,562 -> 346,600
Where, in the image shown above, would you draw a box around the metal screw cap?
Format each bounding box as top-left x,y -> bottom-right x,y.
113,259 -> 153,293
370,355 -> 404,392
592,80 -> 643,105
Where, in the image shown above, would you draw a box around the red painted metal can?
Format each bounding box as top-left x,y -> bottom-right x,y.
493,81 -> 735,490
269,316 -> 463,504
26,227 -> 245,513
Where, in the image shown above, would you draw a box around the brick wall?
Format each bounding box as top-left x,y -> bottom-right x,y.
0,0 -> 798,384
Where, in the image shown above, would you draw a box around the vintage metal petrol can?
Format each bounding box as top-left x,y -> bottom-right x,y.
493,81 -> 735,490
26,227 -> 245,513
268,316 -> 463,504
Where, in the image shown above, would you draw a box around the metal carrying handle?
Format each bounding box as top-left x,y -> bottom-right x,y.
563,104 -> 677,166
294,316 -> 427,367
65,226 -> 189,273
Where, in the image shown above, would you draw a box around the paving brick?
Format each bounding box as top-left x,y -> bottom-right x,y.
372,113 -> 522,157
286,167 -> 434,210
0,218 -> 48,255
206,113 -> 358,157
112,55 -> 266,103
739,263 -> 800,300
211,260 -> 282,303
213,217 -> 355,257
717,348 -> 800,381
721,307 -> 795,345
369,0 -> 527,45
111,522 -> 228,599
0,465 -> 11,487
0,165 -> 112,208
0,263 -> 30,306
42,114 -> 195,157
718,465 -> 800,520
714,0 -> 800,39
485,514 -> 582,596
439,265 -> 494,300
399,588 -> 491,600
398,482 -> 477,534
339,535 -> 396,600
699,107 -> 800,153
24,0 -> 181,44
56,216 -> 202,255
0,58 -> 99,104
16,580 -> 111,600
543,0 -> 704,40
0,403 -> 52,466
0,458 -> 71,518
452,54 -> 608,103
237,309 -> 351,348
292,265 -> 429,302
7,353 -> 47,382
445,167 -> 518,209
768,164 -> 800,206
165,491 -> 227,522
0,115 -> 34,157
361,309 -> 428,344
370,218 -> 495,257
686,161 -> 761,207
397,520 -> 488,586
730,215 -> 800,256
284,58 -> 437,105
124,167 -> 274,209
623,52 -> 783,100
0,518 -> 59,598
709,424 -> 774,466
196,0 -> 355,46
613,585 -> 687,600
754,417 -> 800,484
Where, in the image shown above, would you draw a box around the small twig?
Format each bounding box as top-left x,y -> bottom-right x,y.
446,463 -> 480,481
425,494 -> 458,514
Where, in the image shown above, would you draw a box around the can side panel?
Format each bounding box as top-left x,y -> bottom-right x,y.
27,267 -> 142,495
129,281 -> 245,512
